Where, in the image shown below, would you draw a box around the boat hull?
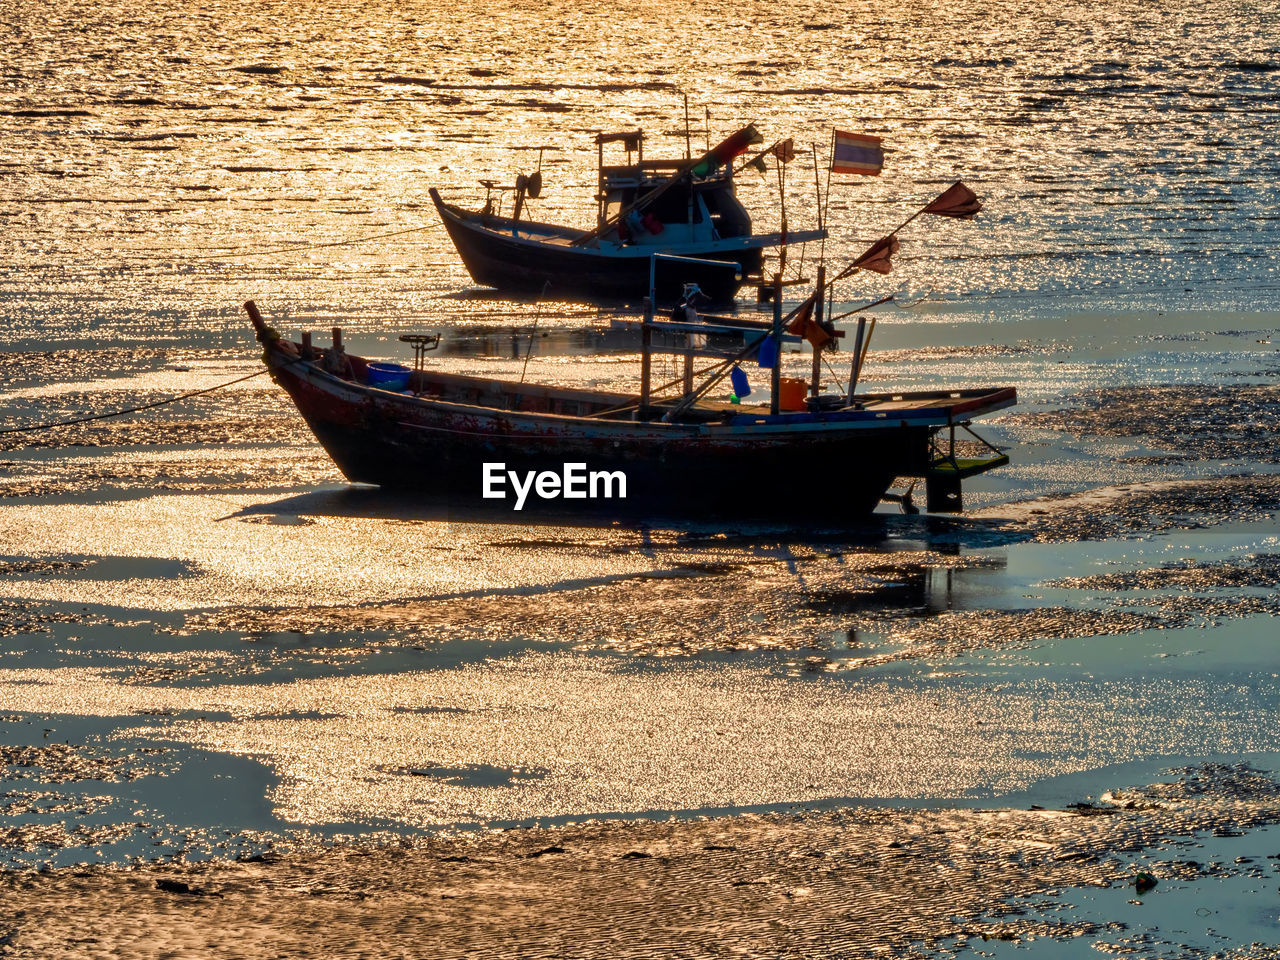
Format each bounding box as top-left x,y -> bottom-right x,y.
248,303 -> 1015,525
431,190 -> 765,305
273,365 -> 924,524
294,389 -> 915,523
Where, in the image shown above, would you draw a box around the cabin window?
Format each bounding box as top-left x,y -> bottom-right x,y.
701,188 -> 751,239
638,186 -> 702,225
604,197 -> 631,223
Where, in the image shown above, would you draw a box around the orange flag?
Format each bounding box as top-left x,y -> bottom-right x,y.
923,181 -> 983,219
785,295 -> 833,349
852,234 -> 901,275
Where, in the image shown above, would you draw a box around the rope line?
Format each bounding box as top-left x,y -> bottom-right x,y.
0,369 -> 271,435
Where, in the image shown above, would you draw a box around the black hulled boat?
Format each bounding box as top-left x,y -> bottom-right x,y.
430,125 -> 824,305
245,286 -> 1014,524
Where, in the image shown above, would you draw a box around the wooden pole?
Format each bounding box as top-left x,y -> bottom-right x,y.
887,207 -> 929,240
830,191 -> 947,284
683,94 -> 692,160
729,140 -> 776,177
596,137 -> 605,228
513,180 -> 526,222
640,297 -> 653,411
821,129 -> 833,263
847,317 -> 865,400
776,149 -> 788,276
812,144 -> 824,233
770,274 -> 782,415
857,317 -> 876,385
810,263 -> 825,399
826,294 -> 894,324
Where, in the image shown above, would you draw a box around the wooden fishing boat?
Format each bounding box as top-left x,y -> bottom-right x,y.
429,125 -> 824,305
245,291 -> 1015,523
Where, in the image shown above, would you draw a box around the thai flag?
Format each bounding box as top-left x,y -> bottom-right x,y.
831,130 -> 884,176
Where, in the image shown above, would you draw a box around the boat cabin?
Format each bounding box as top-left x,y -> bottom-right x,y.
594,130 -> 752,246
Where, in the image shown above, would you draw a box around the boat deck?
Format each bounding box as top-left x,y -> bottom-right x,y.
853,388 -> 1018,419
348,361 -> 1014,427
860,397 -> 949,410
577,387 -> 1015,427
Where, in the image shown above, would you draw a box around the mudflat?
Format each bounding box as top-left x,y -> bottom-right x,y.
4,764 -> 1279,960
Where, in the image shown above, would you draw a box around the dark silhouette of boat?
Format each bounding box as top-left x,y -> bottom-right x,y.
245,294 -> 1014,524
429,125 -> 824,305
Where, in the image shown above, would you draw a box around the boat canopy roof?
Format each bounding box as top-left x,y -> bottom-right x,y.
596,130 -> 644,150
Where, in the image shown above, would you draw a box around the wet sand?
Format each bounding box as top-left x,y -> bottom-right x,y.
3,763 -> 1279,959
976,474 -> 1280,543
5,358 -> 1280,957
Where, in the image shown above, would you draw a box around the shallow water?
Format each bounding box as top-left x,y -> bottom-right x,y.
971,825 -> 1280,959
4,0 -> 1280,955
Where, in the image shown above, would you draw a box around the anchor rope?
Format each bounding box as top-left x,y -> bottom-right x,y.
0,369 -> 271,435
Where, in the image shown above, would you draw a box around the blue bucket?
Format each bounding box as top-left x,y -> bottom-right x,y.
366,361 -> 412,391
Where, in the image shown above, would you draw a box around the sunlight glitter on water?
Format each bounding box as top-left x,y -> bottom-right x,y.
5,0 -> 1280,352
6,655 -> 1280,830
0,493 -> 688,610
4,6 -> 1280,954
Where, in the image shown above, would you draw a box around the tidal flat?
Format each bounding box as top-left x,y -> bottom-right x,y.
5,0 -> 1280,953
3,764 -> 1280,960
3,342 -> 1280,956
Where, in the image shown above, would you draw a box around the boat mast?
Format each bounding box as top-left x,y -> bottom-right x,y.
770,275 -> 782,415
683,94 -> 692,160
810,263 -> 825,400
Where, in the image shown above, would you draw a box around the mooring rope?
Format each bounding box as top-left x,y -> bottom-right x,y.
0,368 -> 271,435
